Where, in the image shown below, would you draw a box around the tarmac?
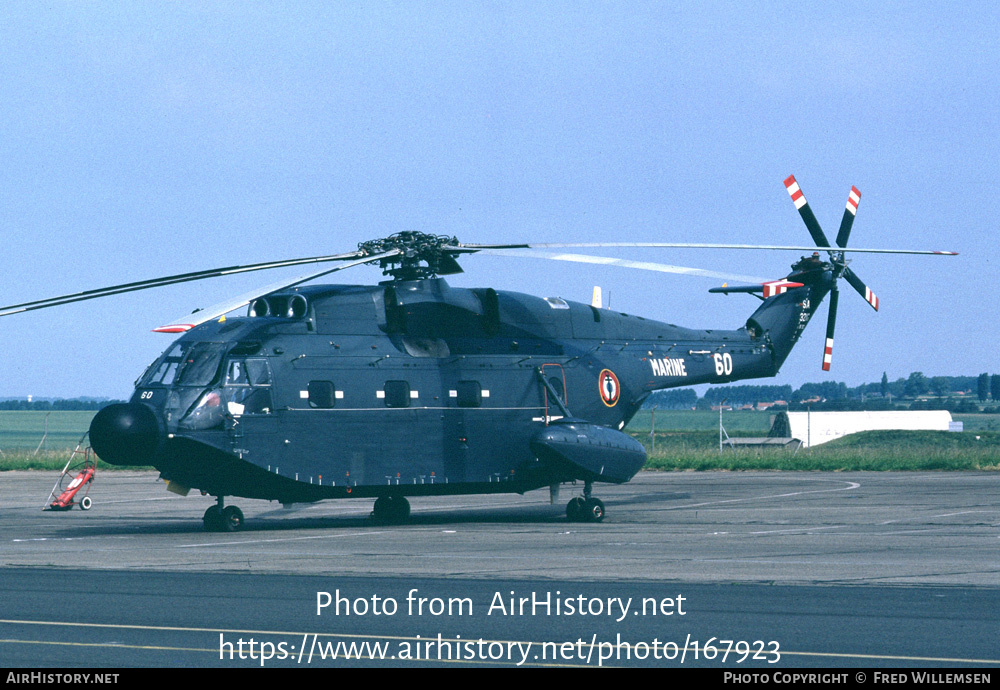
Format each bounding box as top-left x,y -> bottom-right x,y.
1,470 -> 998,668
1,470 -> 997,584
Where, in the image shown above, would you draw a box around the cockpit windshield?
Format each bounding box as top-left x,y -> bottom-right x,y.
140,342 -> 227,388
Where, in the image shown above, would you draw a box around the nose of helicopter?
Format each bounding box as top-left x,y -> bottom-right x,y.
89,403 -> 162,466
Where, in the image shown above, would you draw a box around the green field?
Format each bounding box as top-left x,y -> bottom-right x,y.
626,409 -> 773,434
953,414 -> 1000,432
0,411 -> 95,451
0,411 -> 98,470
635,429 -> 1000,471
2,409 -> 998,472
625,409 -> 1000,471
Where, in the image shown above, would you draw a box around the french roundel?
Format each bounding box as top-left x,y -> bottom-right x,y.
598,369 -> 620,407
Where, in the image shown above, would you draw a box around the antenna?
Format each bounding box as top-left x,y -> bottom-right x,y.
33,411 -> 51,457
719,399 -> 734,452
649,406 -> 656,454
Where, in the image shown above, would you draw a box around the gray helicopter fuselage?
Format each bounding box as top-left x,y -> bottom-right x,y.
116,273 -> 829,504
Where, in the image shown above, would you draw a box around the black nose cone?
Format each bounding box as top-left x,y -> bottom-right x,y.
90,403 -> 162,466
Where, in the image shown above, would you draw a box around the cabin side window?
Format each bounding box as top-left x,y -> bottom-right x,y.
308,380 -> 336,408
455,381 -> 482,408
383,381 -> 410,408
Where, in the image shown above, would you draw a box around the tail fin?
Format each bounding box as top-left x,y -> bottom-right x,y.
745,264 -> 834,371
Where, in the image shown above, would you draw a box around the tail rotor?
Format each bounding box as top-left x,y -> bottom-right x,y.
783,175 -> 880,370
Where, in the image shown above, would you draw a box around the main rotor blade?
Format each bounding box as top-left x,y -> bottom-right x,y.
842,267 -> 879,311
823,284 -> 839,371
784,175 -> 833,248
836,186 -> 862,248
153,250 -> 402,333
477,249 -> 770,284
453,243 -> 957,256
0,249 -> 370,318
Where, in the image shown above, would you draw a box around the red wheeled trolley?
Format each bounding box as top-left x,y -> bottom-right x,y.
45,445 -> 97,511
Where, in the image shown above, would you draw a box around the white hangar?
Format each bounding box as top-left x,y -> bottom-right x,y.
771,410 -> 955,448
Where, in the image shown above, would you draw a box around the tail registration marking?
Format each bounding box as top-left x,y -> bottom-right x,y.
713,352 -> 733,376
650,358 -> 687,377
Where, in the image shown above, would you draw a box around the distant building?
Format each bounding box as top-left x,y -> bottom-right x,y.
770,410 -> 954,448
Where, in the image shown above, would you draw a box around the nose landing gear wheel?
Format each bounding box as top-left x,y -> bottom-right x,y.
203,500 -> 246,532
221,505 -> 245,532
371,495 -> 411,523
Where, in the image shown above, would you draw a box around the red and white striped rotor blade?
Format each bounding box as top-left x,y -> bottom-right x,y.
836,185 -> 861,248
784,175 -> 833,248
843,267 -> 879,311
822,285 -> 839,371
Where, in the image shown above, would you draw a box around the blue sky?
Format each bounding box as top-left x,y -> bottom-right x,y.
0,2 -> 995,398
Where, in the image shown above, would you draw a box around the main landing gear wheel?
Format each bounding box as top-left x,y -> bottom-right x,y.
371,495 -> 411,523
203,500 -> 246,532
583,497 -> 605,523
566,496 -> 586,522
566,482 -> 605,523
203,505 -> 223,531
220,505 -> 245,532
566,497 -> 605,523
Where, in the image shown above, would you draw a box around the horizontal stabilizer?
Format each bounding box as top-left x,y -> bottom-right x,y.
709,280 -> 804,296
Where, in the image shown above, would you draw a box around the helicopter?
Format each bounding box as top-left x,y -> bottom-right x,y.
1,176 -> 956,531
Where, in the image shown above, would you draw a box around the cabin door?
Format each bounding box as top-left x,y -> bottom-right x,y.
539,363 -> 567,424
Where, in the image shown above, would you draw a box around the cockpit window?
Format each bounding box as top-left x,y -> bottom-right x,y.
226,358 -> 271,386
226,359 -> 249,385
141,342 -> 226,388
223,357 -> 273,415
176,343 -> 227,386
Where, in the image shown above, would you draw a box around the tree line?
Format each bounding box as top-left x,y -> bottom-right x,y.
644,372 -> 1000,412
0,398 -> 125,411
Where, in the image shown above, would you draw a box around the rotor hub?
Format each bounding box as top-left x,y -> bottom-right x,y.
358,231 -> 462,280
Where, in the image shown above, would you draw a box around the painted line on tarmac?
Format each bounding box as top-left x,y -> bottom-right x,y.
662,480 -> 861,511
86,496 -> 183,505
1,619 -> 998,666
880,510 -> 997,525
176,529 -> 396,548
0,638 -> 583,667
777,649 -> 1000,665
0,621 -> 596,668
748,525 -> 846,535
